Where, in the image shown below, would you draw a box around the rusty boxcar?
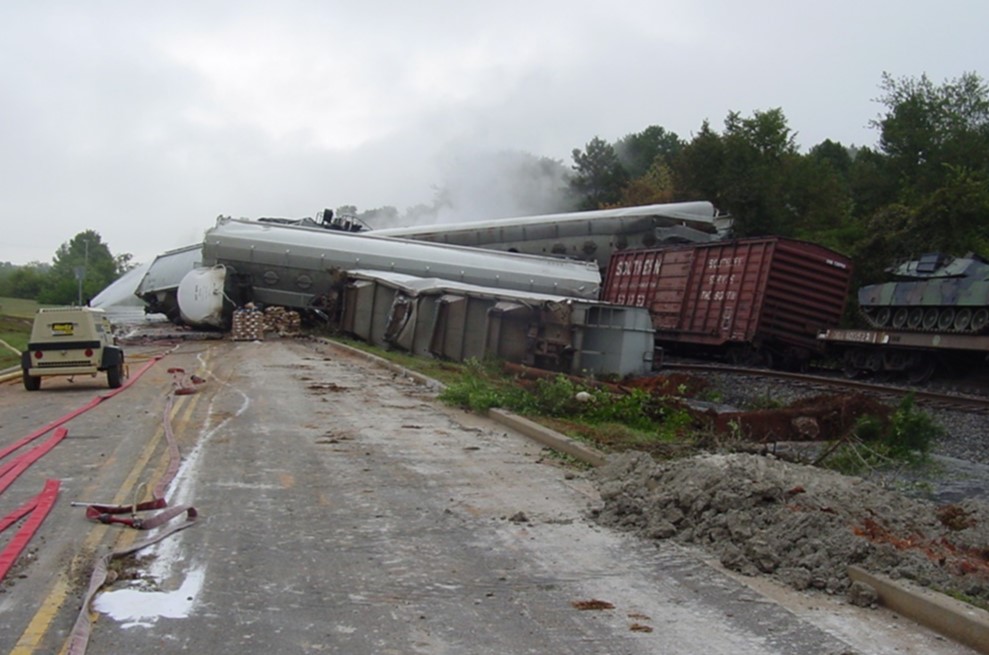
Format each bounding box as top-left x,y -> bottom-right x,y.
602,237 -> 853,368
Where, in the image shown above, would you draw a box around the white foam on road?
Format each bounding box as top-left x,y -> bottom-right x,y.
92,565 -> 206,628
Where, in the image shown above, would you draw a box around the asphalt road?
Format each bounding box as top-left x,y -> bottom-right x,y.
0,336 -> 979,654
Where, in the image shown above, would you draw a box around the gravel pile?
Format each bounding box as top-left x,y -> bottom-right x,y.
592,450 -> 989,605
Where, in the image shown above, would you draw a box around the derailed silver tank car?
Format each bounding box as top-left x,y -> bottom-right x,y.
186,217 -> 602,327
372,201 -> 730,270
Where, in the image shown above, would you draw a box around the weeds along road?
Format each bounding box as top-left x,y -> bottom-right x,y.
0,337 -> 977,654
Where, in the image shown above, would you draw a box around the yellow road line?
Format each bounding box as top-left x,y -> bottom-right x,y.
11,352 -> 211,655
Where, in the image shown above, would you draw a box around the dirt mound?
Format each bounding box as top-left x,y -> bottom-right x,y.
592,451 -> 989,605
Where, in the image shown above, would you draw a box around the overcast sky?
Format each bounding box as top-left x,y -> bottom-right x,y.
2,1 -> 986,267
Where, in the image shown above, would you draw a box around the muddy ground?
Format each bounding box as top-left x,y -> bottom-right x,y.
590,375 -> 989,609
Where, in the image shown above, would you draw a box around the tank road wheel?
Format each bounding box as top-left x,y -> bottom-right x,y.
891,308 -> 909,329
972,308 -> 989,333
874,307 -> 892,327
937,308 -> 956,331
922,308 -> 939,330
954,308 -> 973,332
907,308 -> 924,329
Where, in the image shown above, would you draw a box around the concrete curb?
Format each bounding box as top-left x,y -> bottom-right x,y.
849,566 -> 989,654
315,338 -> 607,467
486,408 -> 606,467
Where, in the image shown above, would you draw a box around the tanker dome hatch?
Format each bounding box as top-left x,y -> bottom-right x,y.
256,208 -> 368,233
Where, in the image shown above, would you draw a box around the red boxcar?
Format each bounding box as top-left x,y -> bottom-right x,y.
602,237 -> 853,367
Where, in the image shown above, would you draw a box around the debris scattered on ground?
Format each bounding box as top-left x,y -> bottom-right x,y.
306,382 -> 348,393
231,305 -> 265,341
263,306 -> 301,336
572,599 -> 615,610
592,451 -> 989,607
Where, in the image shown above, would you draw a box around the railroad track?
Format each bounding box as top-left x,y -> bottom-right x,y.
663,361 -> 989,415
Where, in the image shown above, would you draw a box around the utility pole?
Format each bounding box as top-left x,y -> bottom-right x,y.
73,240 -> 89,306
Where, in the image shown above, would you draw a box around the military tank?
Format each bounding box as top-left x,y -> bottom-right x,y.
858,252 -> 989,333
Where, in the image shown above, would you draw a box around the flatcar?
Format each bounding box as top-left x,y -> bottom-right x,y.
820,252 -> 989,382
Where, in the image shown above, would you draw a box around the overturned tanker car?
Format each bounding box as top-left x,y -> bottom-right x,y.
175,217 -> 602,328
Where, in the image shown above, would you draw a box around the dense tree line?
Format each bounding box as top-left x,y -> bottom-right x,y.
568,72 -> 989,286
0,230 -> 132,304
356,72 -> 987,292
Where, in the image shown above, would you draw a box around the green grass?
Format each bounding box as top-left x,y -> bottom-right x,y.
435,357 -> 699,457
0,296 -> 43,319
0,297 -> 40,369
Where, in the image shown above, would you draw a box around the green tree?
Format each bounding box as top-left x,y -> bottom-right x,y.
570,137 -> 629,209
614,125 -> 684,179
721,108 -> 800,236
671,119 -> 726,204
850,203 -> 917,287
38,231 -> 131,305
872,71 -> 989,200
847,146 -> 899,219
0,263 -> 49,300
616,159 -> 677,207
784,150 -> 856,248
909,166 -> 989,255
808,139 -> 853,178
673,109 -> 801,236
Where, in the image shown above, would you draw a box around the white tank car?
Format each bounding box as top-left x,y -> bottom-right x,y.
134,244 -> 204,320
370,201 -> 729,269
179,217 -> 602,325
176,265 -> 227,328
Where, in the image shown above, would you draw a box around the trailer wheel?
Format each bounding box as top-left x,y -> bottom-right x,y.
107,363 -> 123,389
23,371 -> 41,391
